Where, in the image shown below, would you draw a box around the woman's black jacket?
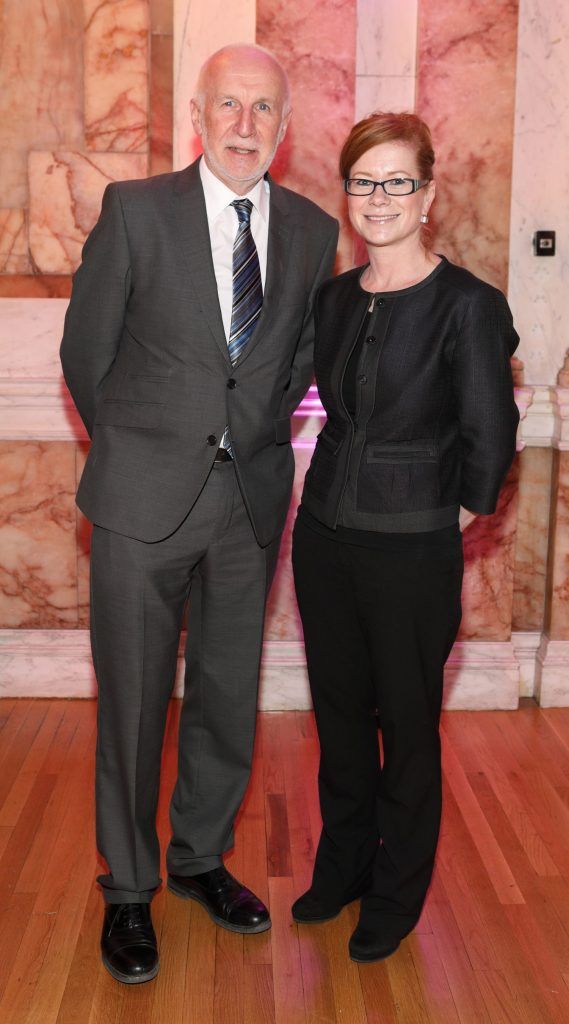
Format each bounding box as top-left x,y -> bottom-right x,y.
300,257 -> 520,533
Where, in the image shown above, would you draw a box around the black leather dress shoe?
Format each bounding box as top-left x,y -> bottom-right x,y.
291,889 -> 345,923
167,866 -> 271,933
348,919 -> 416,963
101,902 -> 159,984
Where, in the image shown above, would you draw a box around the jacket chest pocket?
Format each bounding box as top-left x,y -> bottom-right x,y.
358,440 -> 439,514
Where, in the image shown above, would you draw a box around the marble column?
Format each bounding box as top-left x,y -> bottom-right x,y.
507,0 -> 569,704
507,0 -> 569,387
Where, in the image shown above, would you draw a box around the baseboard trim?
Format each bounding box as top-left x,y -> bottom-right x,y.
0,630 -> 528,709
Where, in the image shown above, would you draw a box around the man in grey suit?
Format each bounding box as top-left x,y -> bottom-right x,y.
61,43 -> 338,984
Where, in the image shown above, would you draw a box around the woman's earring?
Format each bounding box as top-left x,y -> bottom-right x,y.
420,214 -> 429,224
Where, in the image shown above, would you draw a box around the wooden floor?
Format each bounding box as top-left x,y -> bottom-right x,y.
1,700 -> 569,1023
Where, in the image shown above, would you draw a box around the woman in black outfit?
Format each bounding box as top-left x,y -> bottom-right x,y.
291,112 -> 519,963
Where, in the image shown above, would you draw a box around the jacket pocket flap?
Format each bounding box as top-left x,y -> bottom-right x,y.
317,422 -> 344,455
275,417 -> 291,444
95,399 -> 164,429
366,441 -> 437,463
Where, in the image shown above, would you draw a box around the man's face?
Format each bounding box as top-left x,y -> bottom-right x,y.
191,51 -> 291,194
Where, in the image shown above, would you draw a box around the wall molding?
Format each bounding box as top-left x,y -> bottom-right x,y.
0,630 -> 529,710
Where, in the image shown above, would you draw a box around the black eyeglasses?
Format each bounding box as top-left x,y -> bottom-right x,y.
344,177 -> 430,197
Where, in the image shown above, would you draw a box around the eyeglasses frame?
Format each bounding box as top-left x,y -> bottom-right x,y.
344,176 -> 431,197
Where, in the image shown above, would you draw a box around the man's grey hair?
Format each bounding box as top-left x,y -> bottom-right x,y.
194,43 -> 291,115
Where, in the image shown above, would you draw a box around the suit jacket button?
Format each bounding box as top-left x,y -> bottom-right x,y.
358,374 -> 367,384
227,378 -> 237,389
207,434 -> 217,446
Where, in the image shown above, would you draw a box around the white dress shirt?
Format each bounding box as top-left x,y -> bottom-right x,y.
199,156 -> 270,341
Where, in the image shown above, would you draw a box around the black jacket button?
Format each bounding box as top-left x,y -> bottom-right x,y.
365,335 -> 376,344
227,378 -> 237,389
358,374 -> 367,384
378,298 -> 385,306
207,434 -> 217,446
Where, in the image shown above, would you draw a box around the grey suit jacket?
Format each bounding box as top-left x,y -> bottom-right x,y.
60,159 -> 339,545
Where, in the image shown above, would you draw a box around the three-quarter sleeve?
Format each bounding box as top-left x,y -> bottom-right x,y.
451,286 -> 520,515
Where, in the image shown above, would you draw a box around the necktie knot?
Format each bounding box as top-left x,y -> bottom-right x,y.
232,198 -> 253,226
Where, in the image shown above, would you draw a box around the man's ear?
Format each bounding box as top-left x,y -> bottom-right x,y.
190,99 -> 203,137
278,108 -> 292,145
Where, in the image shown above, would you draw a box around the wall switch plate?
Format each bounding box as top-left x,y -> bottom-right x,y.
534,230 -> 556,256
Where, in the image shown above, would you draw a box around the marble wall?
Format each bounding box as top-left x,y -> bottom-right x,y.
1,0 -> 569,706
0,0 -> 174,291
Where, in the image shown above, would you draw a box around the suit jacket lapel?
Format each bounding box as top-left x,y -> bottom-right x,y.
171,161 -> 232,367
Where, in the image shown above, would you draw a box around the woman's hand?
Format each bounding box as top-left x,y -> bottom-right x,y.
459,506 -> 478,532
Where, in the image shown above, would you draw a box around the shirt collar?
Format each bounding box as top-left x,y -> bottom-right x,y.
199,155 -> 270,226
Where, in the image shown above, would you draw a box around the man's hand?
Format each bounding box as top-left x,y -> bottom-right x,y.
459,506 -> 478,532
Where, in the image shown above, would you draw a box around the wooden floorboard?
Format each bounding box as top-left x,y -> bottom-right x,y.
0,700 -> 568,1023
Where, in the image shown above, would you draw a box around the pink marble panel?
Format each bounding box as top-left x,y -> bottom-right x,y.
0,442 -> 78,629
416,0 -> 519,292
0,211 -> 30,274
459,460 -> 519,642
0,0 -> 84,208
150,33 -> 173,176
151,0 -> 173,34
0,276 -> 72,299
512,446 -> 553,632
84,0 -> 150,153
547,451 -> 569,640
264,445 -> 310,642
28,151 -> 148,274
256,0 -> 357,273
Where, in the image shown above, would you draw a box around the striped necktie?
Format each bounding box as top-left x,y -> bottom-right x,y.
228,199 -> 263,364
219,199 -> 263,456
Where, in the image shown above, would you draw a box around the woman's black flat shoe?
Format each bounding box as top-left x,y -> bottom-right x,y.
291,889 -> 345,923
348,923 -> 403,962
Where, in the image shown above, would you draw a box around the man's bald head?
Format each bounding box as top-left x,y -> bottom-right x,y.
196,44 -> 291,115
191,44 -> 292,194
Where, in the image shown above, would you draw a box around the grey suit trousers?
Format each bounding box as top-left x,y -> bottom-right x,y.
90,461 -> 279,903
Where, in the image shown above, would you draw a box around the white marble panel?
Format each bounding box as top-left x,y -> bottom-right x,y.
536,637 -> 569,707
512,630 -> 542,698
0,299 -> 68,380
0,630 -> 97,698
356,76 -> 416,120
1,631 -> 523,708
173,0 -> 256,171
356,0 -> 418,77
518,386 -> 560,448
0,383 -> 86,441
443,642 -> 520,710
508,0 -> 569,386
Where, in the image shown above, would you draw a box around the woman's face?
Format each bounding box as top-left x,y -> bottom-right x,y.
347,140 -> 435,252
